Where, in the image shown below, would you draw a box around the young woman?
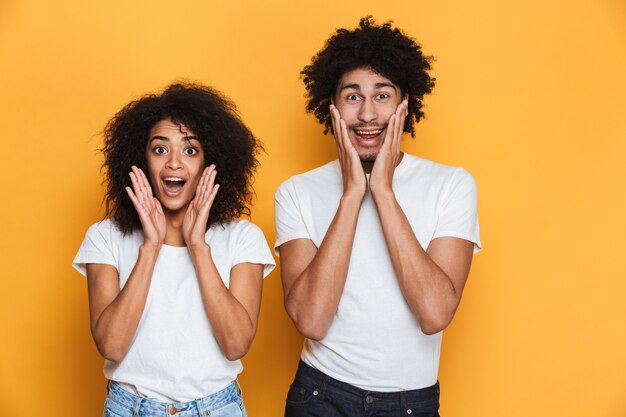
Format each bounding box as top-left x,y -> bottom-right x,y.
73,83 -> 274,417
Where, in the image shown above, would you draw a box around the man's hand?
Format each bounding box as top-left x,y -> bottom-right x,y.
369,98 -> 408,196
330,104 -> 367,201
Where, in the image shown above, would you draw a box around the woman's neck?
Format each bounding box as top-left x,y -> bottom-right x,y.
163,208 -> 187,247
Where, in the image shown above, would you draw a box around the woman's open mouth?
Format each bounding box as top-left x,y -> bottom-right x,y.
162,177 -> 186,197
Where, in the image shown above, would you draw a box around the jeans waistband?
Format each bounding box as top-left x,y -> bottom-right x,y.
107,380 -> 241,416
295,360 -> 440,406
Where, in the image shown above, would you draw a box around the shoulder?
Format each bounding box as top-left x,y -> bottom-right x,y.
208,219 -> 265,240
85,219 -> 125,242
276,161 -> 340,193
400,154 -> 476,188
82,219 -> 144,251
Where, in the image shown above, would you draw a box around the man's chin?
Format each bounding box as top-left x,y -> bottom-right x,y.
359,153 -> 377,163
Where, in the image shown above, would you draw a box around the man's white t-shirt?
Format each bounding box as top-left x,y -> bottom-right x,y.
73,219 -> 275,402
274,154 -> 481,391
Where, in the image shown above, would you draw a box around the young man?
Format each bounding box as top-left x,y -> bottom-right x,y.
275,17 -> 481,417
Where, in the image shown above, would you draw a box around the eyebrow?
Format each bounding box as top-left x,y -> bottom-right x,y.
149,135 -> 200,142
337,82 -> 398,93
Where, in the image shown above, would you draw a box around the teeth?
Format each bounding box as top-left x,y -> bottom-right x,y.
163,177 -> 184,182
355,129 -> 383,136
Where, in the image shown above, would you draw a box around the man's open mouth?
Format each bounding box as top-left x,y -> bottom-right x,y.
354,128 -> 384,139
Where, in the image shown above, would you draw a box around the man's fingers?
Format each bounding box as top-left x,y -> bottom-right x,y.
330,105 -> 344,158
392,99 -> 407,151
394,109 -> 403,145
340,119 -> 352,151
383,114 -> 396,152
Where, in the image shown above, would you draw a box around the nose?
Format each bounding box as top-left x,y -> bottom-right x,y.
165,152 -> 182,170
357,99 -> 377,123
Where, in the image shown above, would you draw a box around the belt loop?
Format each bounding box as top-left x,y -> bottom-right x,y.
400,390 -> 407,410
195,398 -> 205,417
106,380 -> 111,396
133,396 -> 142,417
318,374 -> 330,401
235,379 -> 244,397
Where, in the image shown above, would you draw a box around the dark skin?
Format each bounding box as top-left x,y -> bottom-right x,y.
279,68 -> 474,340
86,119 -> 263,362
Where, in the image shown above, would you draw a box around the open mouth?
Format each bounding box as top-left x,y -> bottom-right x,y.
353,127 -> 386,145
162,177 -> 186,196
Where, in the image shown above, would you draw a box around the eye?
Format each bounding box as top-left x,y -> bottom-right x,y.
184,147 -> 199,156
153,146 -> 167,155
377,93 -> 390,100
346,94 -> 360,101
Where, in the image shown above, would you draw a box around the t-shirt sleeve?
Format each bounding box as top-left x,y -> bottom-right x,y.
432,168 -> 482,253
72,221 -> 118,277
232,221 -> 276,278
274,178 -> 311,255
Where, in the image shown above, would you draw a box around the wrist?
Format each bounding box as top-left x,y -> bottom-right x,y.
371,186 -> 395,202
188,242 -> 211,260
340,191 -> 365,207
139,242 -> 161,258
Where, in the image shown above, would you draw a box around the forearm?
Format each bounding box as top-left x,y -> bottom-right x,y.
284,195 -> 362,340
190,245 -> 257,361
372,190 -> 460,334
92,244 -> 159,361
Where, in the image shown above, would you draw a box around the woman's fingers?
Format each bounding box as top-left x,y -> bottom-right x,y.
125,186 -> 143,213
196,166 -> 215,207
206,184 -> 220,210
129,171 -> 146,206
203,169 -> 217,206
134,166 -> 154,199
154,198 -> 164,216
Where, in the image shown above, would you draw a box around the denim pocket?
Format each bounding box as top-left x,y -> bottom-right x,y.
286,383 -> 319,405
405,398 -> 440,417
103,400 -> 130,417
208,401 -> 243,417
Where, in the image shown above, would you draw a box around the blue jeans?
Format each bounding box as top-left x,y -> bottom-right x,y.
104,380 -> 247,417
285,360 -> 440,417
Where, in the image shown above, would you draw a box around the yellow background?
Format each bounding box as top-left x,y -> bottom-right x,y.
1,1 -> 625,416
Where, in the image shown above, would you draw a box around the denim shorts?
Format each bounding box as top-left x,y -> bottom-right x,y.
285,360 -> 440,417
103,380 -> 247,417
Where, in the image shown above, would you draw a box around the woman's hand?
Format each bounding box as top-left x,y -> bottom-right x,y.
183,165 -> 219,248
125,166 -> 166,247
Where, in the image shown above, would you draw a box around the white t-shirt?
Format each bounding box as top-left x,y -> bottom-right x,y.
73,219 -> 275,402
274,154 -> 481,391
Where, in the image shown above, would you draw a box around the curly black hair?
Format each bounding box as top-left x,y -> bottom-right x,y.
301,16 -> 435,137
101,82 -> 262,234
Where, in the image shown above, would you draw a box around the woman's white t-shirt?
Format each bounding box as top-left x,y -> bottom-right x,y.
73,219 -> 275,402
